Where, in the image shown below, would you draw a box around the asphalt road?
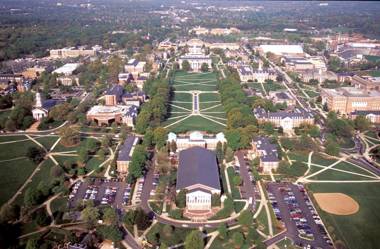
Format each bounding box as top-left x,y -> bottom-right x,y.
236,150 -> 257,210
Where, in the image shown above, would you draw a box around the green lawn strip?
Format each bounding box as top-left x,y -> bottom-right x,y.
172,92 -> 192,102
332,161 -> 376,177
287,151 -> 309,163
275,237 -> 299,249
0,138 -> 37,160
227,167 -> 241,199
369,70 -> 380,77
364,130 -> 379,139
173,84 -> 216,92
164,115 -> 225,133
0,158 -> 37,206
0,135 -> 28,143
199,93 -> 221,102
169,101 -> 193,110
199,102 -> 223,109
308,168 -> 373,181
220,166 -> 228,194
166,112 -> 191,118
201,112 -> 227,119
199,104 -> 225,113
146,223 -> 195,247
51,196 -> 68,214
262,187 -> 282,235
366,136 -> 380,145
52,137 -> 97,153
338,137 -> 355,149
263,82 -> 285,92
168,105 -> 192,113
209,226 -> 263,249
307,182 -> 380,249
304,90 -> 319,98
34,136 -> 59,151
365,55 -> 380,62
311,153 -> 337,166
256,207 -> 269,235
14,158 -> 56,206
233,201 -> 245,213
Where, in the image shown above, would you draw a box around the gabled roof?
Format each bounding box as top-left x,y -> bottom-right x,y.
176,147 -> 221,192
42,99 -> 61,110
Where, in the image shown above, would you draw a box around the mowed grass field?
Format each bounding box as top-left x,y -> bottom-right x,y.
164,71 -> 226,133
0,135 -> 56,206
308,182 -> 380,249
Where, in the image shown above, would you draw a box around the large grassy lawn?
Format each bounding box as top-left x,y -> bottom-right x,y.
163,115 -> 225,133
14,158 -> 56,206
0,158 -> 37,206
0,138 -> 37,160
307,182 -> 380,249
165,71 -> 226,133
34,135 -> 59,151
52,137 -> 98,152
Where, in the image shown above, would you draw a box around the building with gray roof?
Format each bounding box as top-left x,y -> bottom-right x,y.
251,136 -> 279,173
253,107 -> 314,132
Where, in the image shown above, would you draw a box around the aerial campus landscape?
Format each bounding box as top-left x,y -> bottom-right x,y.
1,1 -> 380,249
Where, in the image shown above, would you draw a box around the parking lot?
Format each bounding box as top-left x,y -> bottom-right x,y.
68,178 -> 131,209
267,182 -> 333,248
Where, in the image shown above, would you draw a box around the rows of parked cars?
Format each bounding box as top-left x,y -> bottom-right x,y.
84,186 -> 99,201
123,184 -> 132,205
150,173 -> 160,197
69,181 -> 83,200
132,178 -> 144,205
101,186 -> 118,205
268,191 -> 283,223
297,185 -> 333,247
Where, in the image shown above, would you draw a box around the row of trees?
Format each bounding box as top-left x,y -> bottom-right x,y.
218,73 -> 258,150
136,78 -> 170,134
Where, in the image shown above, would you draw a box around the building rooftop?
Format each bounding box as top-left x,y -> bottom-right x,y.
176,147 -> 221,191
253,136 -> 279,162
117,136 -> 140,162
324,87 -> 380,97
53,63 -> 80,75
253,107 -> 314,120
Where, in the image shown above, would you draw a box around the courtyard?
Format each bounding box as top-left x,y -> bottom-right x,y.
163,71 -> 227,133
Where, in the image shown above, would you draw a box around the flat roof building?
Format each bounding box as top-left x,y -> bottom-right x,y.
116,136 -> 140,174
352,75 -> 380,91
321,87 -> 380,114
53,63 -> 80,76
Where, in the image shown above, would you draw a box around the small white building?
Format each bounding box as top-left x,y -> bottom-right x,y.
32,92 -> 60,121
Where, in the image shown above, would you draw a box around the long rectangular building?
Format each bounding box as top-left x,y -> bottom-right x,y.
321,87 -> 380,114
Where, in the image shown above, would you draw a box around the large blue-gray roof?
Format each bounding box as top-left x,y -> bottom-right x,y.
176,147 -> 221,191
117,136 -> 139,162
